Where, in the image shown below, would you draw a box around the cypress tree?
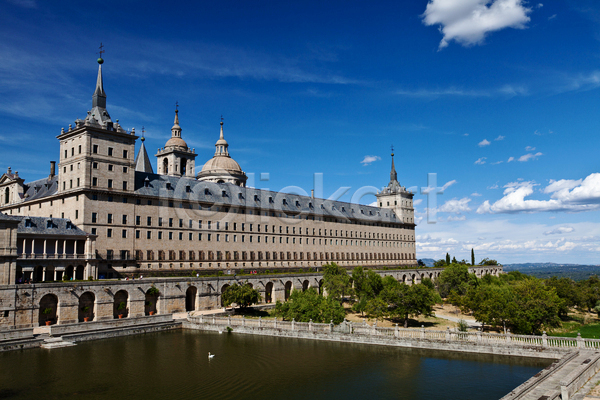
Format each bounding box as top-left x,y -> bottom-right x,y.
445,253 -> 451,265
471,248 -> 475,266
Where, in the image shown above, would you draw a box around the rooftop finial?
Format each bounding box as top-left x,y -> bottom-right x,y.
97,42 -> 105,64
219,116 -> 224,139
390,145 -> 398,184
141,126 -> 145,142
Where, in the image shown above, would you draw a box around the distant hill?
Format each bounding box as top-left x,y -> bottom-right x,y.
504,263 -> 600,281
419,258 -> 436,267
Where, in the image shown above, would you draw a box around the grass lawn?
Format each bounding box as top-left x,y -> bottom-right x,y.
550,323 -> 600,339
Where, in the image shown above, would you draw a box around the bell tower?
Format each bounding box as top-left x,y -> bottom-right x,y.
155,107 -> 197,177
376,150 -> 415,224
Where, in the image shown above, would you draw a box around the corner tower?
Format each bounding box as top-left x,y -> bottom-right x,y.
56,55 -> 137,195
376,151 -> 415,224
155,109 -> 197,177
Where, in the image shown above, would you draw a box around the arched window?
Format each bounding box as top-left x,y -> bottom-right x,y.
4,188 -> 9,204
163,158 -> 169,174
181,158 -> 187,175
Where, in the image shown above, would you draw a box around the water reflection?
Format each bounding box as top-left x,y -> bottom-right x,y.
0,330 -> 551,400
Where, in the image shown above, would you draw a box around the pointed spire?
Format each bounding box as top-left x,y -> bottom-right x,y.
92,63 -> 107,109
390,149 -> 398,184
215,119 -> 229,157
171,109 -> 182,138
135,140 -> 154,174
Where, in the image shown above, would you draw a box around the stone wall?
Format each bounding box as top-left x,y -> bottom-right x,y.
0,265 -> 501,330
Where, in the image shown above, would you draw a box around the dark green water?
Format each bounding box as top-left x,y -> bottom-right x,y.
0,330 -> 551,400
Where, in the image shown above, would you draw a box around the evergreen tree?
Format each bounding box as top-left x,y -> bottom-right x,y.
445,253 -> 451,265
471,248 -> 475,266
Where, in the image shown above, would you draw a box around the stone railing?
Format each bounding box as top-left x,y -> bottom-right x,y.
189,315 -> 599,351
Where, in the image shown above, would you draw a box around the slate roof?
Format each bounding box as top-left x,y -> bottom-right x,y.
134,172 -> 408,226
135,141 -> 154,173
20,176 -> 59,202
15,215 -> 89,236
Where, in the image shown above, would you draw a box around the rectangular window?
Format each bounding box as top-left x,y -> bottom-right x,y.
207,234 -> 211,241
91,212 -> 97,223
147,216 -> 152,226
179,219 -> 183,228
123,166 -> 128,173
198,220 -> 202,229
208,221 -> 212,229
136,216 -> 140,225
107,214 -> 113,224
108,147 -> 113,156
147,231 -> 152,239
216,234 -> 220,242
158,231 -> 163,239
169,218 -> 173,227
92,177 -> 98,186
123,181 -> 127,190
122,229 -> 127,238
135,230 -> 140,239
189,233 -> 193,240
189,219 -> 192,228
76,178 -> 80,187
93,144 -> 98,154
108,164 -> 114,171
122,215 -> 127,224
93,162 -> 98,169
123,149 -> 128,158
179,232 -> 183,240
158,218 -> 163,227
169,232 -> 173,240
108,179 -> 113,188
91,228 -> 97,235
107,228 -> 112,238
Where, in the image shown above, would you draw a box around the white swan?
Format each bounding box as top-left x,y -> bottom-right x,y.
208,352 -> 215,359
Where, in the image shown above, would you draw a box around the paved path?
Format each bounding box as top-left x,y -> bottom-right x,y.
433,313 -> 482,328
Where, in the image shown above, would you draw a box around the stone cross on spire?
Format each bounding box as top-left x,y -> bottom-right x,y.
390,146 -> 398,185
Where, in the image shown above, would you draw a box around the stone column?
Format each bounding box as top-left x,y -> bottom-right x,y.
53,268 -> 57,281
42,266 -> 47,281
54,240 -> 58,257
31,239 -> 35,256
63,240 -> 67,257
22,238 -> 26,257
43,239 -> 47,258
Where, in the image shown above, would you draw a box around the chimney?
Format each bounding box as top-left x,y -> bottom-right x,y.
49,161 -> 56,178
311,189 -> 314,199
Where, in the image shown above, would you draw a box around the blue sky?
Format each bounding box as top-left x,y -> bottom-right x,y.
1,0 -> 600,264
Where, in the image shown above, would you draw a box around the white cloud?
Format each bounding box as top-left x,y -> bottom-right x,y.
447,215 -> 467,221
422,0 -> 533,49
494,135 -> 505,141
525,146 -> 536,151
544,226 -> 575,235
478,139 -> 491,147
438,197 -> 472,214
368,201 -> 378,207
507,156 -> 515,162
488,183 -> 499,189
548,14 -> 556,20
491,161 -> 503,165
537,3 -> 543,8
475,157 -> 487,165
463,133 -> 469,136
476,173 -> 600,214
361,155 -> 381,166
471,192 -> 482,196
414,199 -> 423,206
441,180 -> 458,191
518,152 -> 543,162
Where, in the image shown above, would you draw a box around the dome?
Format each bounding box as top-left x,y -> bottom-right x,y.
200,156 -> 243,174
165,137 -> 188,148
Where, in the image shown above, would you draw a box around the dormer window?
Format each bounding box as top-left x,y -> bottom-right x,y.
46,219 -> 53,229
282,199 -> 288,206
144,177 -> 150,188
320,204 -> 325,210
309,202 -> 313,209
269,196 -> 274,204
25,218 -> 32,228
238,193 -> 243,200
341,207 -> 345,212
204,188 -> 210,195
66,220 -> 72,229
254,195 -> 260,202
222,190 -> 227,197
166,183 -> 172,190
296,200 -> 301,207
360,210 -> 364,214
186,185 -> 191,193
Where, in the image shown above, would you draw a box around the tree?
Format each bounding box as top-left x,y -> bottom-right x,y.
463,283 -> 513,333
352,267 -> 383,315
433,259 -> 446,268
451,256 -> 457,264
322,263 -> 353,300
510,279 -> 562,334
446,253 -> 451,265
273,288 -> 345,324
417,259 -> 425,267
221,283 -> 261,309
380,276 -> 440,328
545,277 -> 580,317
479,258 -> 499,266
471,248 -> 475,266
435,263 -> 471,298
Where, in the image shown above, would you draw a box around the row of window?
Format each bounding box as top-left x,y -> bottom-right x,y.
64,145 -> 128,159
98,227 -> 413,249
105,249 -> 416,262
90,178 -> 128,190
90,214 -> 412,241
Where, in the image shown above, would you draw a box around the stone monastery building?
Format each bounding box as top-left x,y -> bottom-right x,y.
0,58 -> 416,282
